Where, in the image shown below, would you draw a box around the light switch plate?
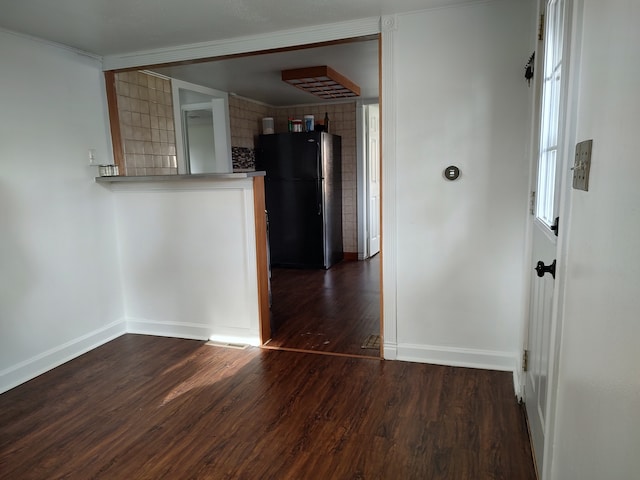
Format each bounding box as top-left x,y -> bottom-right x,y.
573,139 -> 592,191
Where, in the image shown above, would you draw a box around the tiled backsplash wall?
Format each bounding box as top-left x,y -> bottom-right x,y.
229,96 -> 271,150
227,97 -> 358,254
115,72 -> 177,176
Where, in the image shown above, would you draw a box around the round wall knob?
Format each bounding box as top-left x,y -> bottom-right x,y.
444,165 -> 460,181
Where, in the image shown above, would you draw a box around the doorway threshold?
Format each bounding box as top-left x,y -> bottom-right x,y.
261,343 -> 381,361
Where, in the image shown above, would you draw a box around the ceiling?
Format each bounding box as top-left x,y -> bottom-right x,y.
150,39 -> 380,106
0,0 -> 479,106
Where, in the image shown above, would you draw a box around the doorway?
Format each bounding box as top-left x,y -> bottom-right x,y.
108,33 -> 384,357
263,100 -> 382,358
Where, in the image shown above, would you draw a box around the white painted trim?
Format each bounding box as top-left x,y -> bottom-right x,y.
140,70 -> 171,81
542,1 -> 583,478
513,354 -> 524,400
396,343 -> 518,373
0,26 -> 102,61
383,341 -> 398,360
102,17 -> 381,70
0,320 -> 126,394
380,15 -> 398,353
126,318 -> 210,341
126,318 -> 260,346
229,92 -> 273,108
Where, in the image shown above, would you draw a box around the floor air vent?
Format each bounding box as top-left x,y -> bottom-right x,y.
205,340 -> 249,350
361,335 -> 381,349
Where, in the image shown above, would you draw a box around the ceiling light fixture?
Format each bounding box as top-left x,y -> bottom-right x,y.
281,66 -> 361,100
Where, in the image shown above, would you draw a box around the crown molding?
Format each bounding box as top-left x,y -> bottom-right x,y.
0,26 -> 102,61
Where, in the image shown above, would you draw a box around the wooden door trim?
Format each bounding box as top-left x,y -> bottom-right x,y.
252,176 -> 271,344
104,71 -> 125,173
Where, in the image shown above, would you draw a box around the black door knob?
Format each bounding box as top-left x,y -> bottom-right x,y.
535,260 -> 556,279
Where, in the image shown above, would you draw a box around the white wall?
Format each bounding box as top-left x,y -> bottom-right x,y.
0,0 -> 537,395
391,0 -> 535,370
0,31 -> 125,393
549,1 -> 640,478
112,179 -> 261,345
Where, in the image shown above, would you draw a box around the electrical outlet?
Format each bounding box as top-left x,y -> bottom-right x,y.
572,140 -> 592,191
88,148 -> 98,165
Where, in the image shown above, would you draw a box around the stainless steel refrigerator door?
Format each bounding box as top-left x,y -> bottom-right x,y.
321,134 -> 343,268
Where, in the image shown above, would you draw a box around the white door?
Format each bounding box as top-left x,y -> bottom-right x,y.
367,104 -> 380,256
525,0 -> 568,474
526,220 -> 558,474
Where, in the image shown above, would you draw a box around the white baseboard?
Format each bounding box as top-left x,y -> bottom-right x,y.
396,342 -> 522,397
0,319 -> 126,394
382,341 -> 521,396
125,318 -> 261,346
126,318 -> 211,341
512,354 -> 524,400
383,341 -> 398,360
395,342 -> 518,372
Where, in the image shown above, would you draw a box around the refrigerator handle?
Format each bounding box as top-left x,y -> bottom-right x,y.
316,142 -> 322,216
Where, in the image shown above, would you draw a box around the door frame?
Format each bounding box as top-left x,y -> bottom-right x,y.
539,3 -> 584,477
521,1 -> 584,477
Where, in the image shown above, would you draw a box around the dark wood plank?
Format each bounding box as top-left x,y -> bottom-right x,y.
0,335 -> 536,480
267,255 -> 381,356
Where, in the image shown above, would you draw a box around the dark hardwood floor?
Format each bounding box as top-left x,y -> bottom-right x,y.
266,255 -> 381,357
0,335 -> 536,479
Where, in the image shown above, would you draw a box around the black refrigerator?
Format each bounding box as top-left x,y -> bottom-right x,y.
256,132 -> 343,269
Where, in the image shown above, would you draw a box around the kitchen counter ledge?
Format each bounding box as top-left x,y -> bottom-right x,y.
95,171 -> 265,184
